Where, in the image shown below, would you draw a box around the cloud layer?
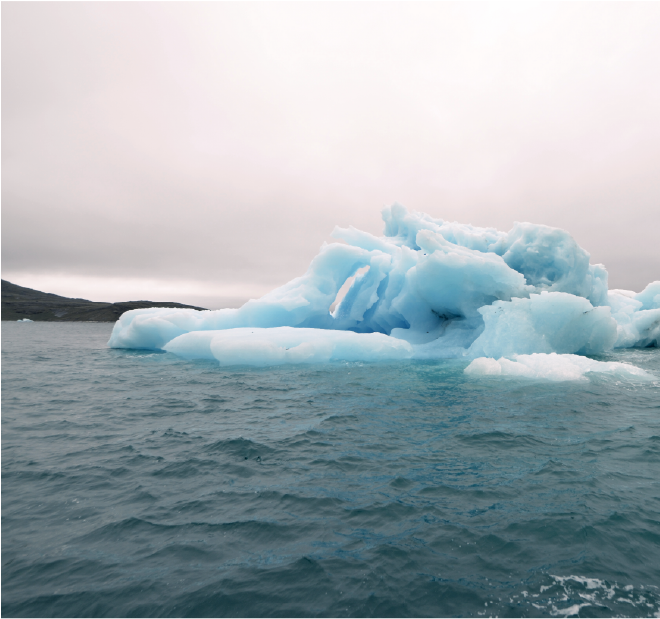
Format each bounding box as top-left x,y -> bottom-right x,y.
3,3 -> 659,307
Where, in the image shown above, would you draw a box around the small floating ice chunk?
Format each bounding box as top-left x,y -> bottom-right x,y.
464,353 -> 654,382
164,327 -> 413,366
16,318 -> 34,322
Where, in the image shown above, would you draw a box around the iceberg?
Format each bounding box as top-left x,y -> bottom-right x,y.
108,204 -> 659,371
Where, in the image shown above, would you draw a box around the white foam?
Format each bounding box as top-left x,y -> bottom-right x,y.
524,575 -> 660,618
552,602 -> 591,617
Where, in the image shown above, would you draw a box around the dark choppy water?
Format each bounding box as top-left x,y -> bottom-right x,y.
3,322 -> 660,618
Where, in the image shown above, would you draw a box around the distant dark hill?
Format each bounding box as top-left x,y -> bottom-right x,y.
1,280 -> 207,322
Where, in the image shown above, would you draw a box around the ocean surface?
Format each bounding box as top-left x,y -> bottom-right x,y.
2,321 -> 660,618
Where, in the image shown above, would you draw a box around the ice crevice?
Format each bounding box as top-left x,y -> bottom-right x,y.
108,203 -> 659,378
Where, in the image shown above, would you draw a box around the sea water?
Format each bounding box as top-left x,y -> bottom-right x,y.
2,322 -> 660,617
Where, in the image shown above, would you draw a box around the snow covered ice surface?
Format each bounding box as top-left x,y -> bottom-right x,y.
109,204 -> 659,378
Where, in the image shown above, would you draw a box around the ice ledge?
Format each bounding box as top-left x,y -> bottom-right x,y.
464,353 -> 655,382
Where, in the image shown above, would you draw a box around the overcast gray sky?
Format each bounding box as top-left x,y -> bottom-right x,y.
3,2 -> 659,309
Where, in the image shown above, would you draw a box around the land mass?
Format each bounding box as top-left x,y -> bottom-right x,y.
2,280 -> 207,322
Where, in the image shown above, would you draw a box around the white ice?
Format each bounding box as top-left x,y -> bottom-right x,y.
164,327 -> 412,366
464,353 -> 655,382
108,203 -> 659,373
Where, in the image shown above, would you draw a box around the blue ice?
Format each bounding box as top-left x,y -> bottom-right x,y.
108,204 -> 659,376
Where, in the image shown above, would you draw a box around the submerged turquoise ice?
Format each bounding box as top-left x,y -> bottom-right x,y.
109,205 -> 659,378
